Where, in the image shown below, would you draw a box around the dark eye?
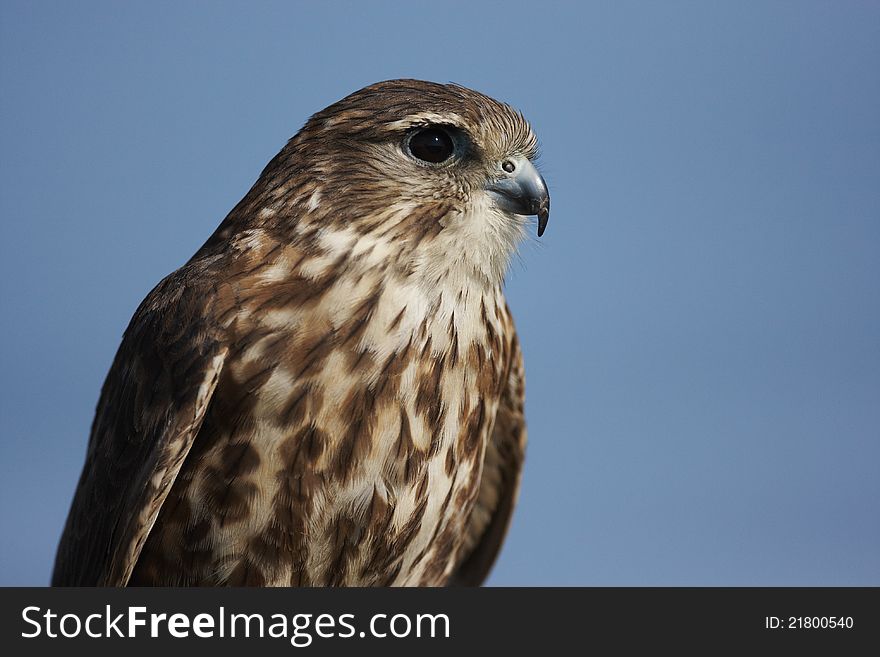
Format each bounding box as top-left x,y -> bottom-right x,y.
407,128 -> 455,164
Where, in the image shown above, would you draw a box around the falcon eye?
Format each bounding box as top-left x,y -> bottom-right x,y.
406,127 -> 456,164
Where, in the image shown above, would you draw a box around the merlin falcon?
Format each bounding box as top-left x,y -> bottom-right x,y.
53,79 -> 550,586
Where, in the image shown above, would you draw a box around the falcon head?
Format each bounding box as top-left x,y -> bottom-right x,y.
244,80 -> 549,288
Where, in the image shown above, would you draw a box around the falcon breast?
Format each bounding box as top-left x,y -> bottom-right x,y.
52,79 -> 550,587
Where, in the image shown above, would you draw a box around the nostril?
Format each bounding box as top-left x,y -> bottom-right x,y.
502,160 -> 516,173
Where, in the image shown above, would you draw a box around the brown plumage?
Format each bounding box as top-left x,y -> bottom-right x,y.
52,79 -> 549,586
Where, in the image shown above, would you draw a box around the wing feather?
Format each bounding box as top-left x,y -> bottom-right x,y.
449,326 -> 527,586
52,267 -> 227,586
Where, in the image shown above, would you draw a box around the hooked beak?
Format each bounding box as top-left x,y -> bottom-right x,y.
486,155 -> 550,236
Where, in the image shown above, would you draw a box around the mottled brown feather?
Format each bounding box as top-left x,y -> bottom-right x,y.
52,267 -> 228,585
448,331 -> 528,586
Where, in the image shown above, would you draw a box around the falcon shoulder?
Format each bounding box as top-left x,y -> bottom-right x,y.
52,260 -> 228,586
449,320 -> 528,586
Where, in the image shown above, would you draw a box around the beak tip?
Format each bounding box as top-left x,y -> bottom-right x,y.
536,206 -> 549,237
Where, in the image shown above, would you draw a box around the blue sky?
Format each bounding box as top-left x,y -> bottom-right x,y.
1,1 -> 878,585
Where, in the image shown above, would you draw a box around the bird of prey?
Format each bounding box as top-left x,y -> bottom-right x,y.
52,79 -> 550,586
